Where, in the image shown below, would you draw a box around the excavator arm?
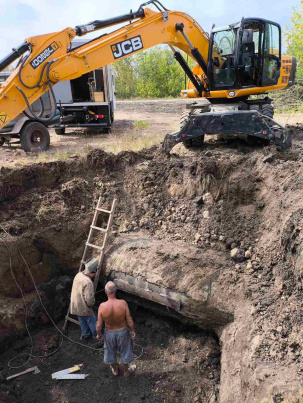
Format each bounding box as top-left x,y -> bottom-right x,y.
0,1 -> 211,130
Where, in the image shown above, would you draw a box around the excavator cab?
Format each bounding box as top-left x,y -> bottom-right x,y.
207,18 -> 281,91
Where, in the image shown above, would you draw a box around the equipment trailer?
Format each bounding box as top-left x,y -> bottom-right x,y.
53,40 -> 116,136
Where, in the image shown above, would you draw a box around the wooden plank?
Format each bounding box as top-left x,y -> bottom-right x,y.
91,225 -> 107,232
86,243 -> 104,251
114,279 -> 181,311
94,92 -> 104,102
96,208 -> 111,214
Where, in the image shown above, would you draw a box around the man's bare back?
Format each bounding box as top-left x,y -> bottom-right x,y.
97,294 -> 135,336
96,282 -> 136,376
99,299 -> 129,331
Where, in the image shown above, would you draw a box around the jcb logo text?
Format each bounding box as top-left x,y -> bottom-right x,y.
111,36 -> 143,59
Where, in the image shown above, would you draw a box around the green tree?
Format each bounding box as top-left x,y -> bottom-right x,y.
111,58 -> 138,99
111,45 -> 195,99
135,47 -> 186,98
284,0 -> 303,79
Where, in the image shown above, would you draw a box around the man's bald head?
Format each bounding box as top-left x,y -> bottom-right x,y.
105,281 -> 117,295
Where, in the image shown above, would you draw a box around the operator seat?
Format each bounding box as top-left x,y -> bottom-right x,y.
239,29 -> 255,84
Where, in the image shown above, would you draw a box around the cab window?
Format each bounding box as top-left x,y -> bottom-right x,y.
212,29 -> 236,87
262,23 -> 280,86
213,30 -> 236,56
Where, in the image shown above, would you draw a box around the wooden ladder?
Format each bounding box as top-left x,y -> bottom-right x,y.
63,197 -> 117,332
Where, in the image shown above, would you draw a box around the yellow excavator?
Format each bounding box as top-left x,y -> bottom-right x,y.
0,0 -> 296,152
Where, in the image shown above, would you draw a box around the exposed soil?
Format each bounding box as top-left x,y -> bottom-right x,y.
0,100 -> 303,402
0,306 -> 220,403
0,99 -> 302,167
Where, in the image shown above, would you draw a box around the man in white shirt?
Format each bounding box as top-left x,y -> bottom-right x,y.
70,265 -> 97,339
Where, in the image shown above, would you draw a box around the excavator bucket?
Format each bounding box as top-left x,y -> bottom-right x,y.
162,110 -> 292,152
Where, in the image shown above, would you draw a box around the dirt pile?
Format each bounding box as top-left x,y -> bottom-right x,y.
0,132 -> 303,401
272,82 -> 303,113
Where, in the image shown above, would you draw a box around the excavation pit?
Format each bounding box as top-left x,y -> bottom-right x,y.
1,126 -> 303,402
0,302 -> 221,403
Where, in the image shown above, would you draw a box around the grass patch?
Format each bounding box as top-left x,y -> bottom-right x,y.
134,120 -> 149,130
36,205 -> 55,222
101,131 -> 163,154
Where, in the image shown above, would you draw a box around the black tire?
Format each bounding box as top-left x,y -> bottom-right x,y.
55,128 -> 65,135
0,137 -> 5,146
262,104 -> 274,118
180,110 -> 190,129
249,104 -> 260,112
20,122 -> 50,152
250,104 -> 274,118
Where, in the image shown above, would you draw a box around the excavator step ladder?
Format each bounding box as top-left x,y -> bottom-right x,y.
63,197 -> 117,333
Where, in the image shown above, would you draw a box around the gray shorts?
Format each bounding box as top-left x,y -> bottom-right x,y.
104,328 -> 134,364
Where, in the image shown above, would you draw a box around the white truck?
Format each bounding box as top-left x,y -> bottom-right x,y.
53,40 -> 116,135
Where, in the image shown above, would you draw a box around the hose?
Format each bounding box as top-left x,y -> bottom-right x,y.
17,50 -> 58,123
18,50 -> 49,90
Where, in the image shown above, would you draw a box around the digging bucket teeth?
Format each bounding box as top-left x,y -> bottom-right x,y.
162,111 -> 292,152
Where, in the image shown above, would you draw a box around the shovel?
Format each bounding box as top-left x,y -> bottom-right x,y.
7,366 -> 41,381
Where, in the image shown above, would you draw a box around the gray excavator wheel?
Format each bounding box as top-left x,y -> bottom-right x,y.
183,135 -> 205,149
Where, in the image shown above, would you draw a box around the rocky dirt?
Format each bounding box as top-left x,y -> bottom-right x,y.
0,100 -> 303,402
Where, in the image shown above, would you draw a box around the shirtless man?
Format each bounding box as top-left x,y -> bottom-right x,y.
96,281 -> 136,376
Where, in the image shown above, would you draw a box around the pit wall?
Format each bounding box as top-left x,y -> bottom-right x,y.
0,145 -> 303,402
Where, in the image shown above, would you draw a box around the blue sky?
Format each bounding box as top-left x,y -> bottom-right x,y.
0,0 -> 300,62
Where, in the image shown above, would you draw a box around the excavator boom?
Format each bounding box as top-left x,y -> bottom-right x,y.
0,1 -> 210,130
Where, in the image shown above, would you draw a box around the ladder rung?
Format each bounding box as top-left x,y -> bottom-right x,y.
91,225 -> 107,232
86,242 -> 104,251
66,317 -> 80,326
96,208 -> 111,214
